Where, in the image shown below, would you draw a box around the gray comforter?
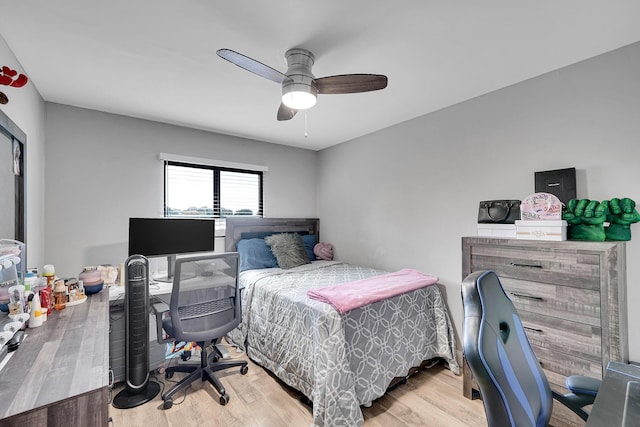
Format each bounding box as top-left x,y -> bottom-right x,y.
226,261 -> 459,427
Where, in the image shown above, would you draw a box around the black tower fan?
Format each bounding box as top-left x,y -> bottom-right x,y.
113,255 -> 160,408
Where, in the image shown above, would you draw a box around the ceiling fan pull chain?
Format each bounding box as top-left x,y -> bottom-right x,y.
304,110 -> 308,138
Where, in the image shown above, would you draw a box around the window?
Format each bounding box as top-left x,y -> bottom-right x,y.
164,161 -> 263,219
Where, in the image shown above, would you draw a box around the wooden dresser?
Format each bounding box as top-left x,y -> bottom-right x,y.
0,291 -> 110,426
462,237 -> 628,427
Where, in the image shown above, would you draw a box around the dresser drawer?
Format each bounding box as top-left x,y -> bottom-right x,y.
539,352 -> 602,384
501,277 -> 601,326
517,314 -> 602,364
467,243 -> 601,290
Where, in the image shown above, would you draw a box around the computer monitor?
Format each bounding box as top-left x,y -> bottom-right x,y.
128,217 -> 215,281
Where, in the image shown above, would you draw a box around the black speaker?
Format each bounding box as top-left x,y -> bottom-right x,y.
112,255 -> 160,409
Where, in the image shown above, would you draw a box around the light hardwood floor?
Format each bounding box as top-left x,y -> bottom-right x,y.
108,350 -> 487,427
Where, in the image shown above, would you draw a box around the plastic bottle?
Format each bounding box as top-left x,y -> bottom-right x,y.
8,284 -> 25,315
42,264 -> 56,289
28,291 -> 43,328
24,271 -> 37,293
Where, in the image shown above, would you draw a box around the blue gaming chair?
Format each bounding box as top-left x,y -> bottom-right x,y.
462,270 -> 600,426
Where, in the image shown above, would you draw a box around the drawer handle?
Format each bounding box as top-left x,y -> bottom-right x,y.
524,326 -> 544,334
510,262 -> 543,269
510,292 -> 543,301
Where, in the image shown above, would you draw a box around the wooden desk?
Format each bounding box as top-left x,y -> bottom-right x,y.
586,361 -> 640,427
0,291 -> 110,426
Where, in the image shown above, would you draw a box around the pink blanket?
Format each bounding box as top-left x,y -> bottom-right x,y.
307,268 -> 438,314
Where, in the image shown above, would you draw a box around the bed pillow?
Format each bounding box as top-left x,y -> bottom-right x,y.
236,238 -> 278,272
301,234 -> 317,261
313,242 -> 334,260
243,230 -> 316,260
265,233 -> 310,269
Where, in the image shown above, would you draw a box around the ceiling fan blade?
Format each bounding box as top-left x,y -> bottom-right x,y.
277,103 -> 298,121
315,74 -> 388,95
216,49 -> 289,84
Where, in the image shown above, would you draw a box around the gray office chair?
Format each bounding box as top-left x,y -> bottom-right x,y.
462,270 -> 600,426
156,253 -> 248,409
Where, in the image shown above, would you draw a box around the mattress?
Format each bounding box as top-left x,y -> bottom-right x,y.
226,260 -> 459,427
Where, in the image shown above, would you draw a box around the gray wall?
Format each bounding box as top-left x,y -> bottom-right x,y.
0,34 -> 46,269
317,41 -> 640,362
44,104 -> 317,278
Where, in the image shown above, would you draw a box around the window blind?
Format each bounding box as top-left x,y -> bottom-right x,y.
164,161 -> 263,218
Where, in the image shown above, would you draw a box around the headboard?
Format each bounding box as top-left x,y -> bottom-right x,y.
225,217 -> 320,252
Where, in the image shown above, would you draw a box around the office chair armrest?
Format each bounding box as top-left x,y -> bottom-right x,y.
151,302 -> 172,344
552,390 -> 589,421
566,375 -> 600,400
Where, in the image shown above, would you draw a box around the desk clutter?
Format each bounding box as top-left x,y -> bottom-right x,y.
2,263 -> 91,327
0,247 -> 119,370
1,237 -> 117,346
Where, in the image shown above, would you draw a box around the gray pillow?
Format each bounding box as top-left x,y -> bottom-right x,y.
264,233 -> 310,269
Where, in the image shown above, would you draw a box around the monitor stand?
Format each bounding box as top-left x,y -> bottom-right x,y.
151,254 -> 176,283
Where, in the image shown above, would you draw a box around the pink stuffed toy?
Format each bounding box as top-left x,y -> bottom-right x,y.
313,242 -> 334,261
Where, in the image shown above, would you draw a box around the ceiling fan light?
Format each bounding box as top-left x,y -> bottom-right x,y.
282,90 -> 317,110
282,77 -> 318,110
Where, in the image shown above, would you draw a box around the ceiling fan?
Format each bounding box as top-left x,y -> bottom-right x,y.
216,48 -> 388,121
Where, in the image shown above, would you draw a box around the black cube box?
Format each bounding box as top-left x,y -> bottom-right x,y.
534,167 -> 576,205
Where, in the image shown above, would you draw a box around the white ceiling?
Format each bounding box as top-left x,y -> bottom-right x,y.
1,1 -> 640,151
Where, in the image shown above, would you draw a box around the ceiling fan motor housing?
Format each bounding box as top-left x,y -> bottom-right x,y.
282,48 -> 318,108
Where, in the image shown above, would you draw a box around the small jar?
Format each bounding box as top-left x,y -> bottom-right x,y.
53,279 -> 67,310
66,278 -> 79,302
79,266 -> 102,284
8,285 -> 25,315
43,264 -> 56,290
24,272 -> 37,292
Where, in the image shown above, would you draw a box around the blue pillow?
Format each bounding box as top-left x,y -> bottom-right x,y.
237,238 -> 278,271
301,234 -> 317,261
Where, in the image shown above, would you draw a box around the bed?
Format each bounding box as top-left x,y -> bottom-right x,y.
224,217 -> 459,427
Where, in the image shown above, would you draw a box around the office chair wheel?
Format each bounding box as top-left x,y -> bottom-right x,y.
163,398 -> 173,409
165,371 -> 174,379
219,394 -> 229,405
240,365 -> 248,375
